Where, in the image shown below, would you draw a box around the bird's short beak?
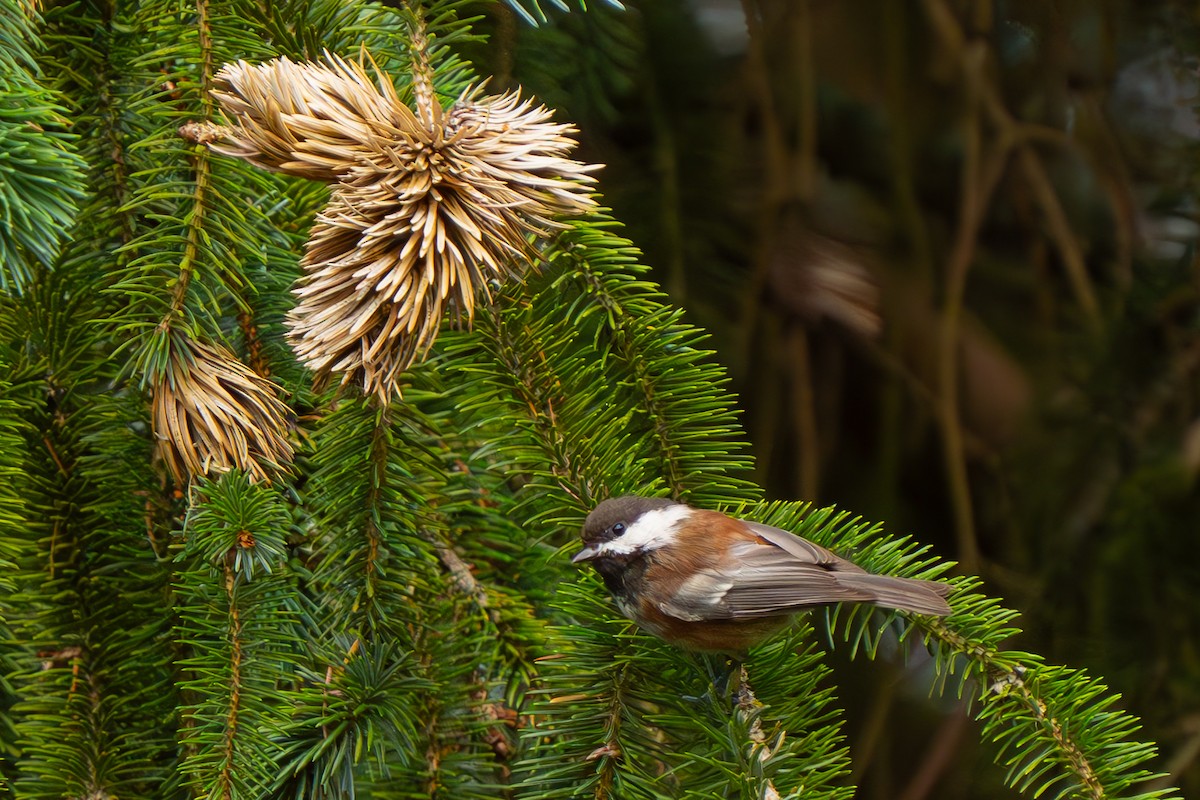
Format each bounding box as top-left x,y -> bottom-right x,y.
571,545 -> 599,564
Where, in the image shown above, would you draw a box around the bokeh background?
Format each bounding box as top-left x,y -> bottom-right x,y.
470,1 -> 1200,797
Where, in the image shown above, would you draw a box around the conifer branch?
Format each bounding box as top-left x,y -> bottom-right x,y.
590,662 -> 631,799
917,617 -> 1151,800
176,472 -> 295,795
484,288 -> 604,507
302,398 -> 442,641
160,0 -> 216,338
0,0 -> 85,293
362,404 -> 390,616
217,559 -> 244,800
821,541 -> 1172,800
101,84 -> 136,248
570,257 -> 688,497
734,667 -> 782,800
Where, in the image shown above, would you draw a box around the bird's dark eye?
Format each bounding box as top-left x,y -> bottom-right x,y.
612,522 -> 626,536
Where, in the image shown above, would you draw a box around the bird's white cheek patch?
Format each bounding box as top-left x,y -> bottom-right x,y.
595,505 -> 693,556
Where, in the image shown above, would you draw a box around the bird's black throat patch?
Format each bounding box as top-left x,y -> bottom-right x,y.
591,552 -> 649,607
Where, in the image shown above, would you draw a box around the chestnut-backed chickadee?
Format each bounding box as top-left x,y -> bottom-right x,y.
572,496 -> 952,652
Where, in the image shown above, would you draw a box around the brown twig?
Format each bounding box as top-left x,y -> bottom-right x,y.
735,664 -> 782,799
218,560 -> 243,800
848,675 -> 897,785
1145,714 -> 1200,792
935,43 -> 1009,574
791,0 -> 817,202
1014,146 -> 1101,329
738,0 -> 825,497
895,702 -> 970,800
162,0 -> 217,335
923,0 -> 1103,332
738,0 -> 795,348
788,326 -> 820,500
645,79 -> 688,302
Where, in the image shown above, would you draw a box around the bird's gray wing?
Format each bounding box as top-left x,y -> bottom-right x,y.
658,536 -> 875,621
741,520 -> 866,573
657,518 -> 951,622
743,520 -> 952,613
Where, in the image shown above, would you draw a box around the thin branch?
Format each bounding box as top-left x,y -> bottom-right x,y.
790,0 -> 817,202
1014,147 -> 1101,329
645,85 -> 687,302
735,665 -> 782,800
922,0 -> 1103,332
590,663 -> 630,800
1146,715 -> 1200,792
788,325 -> 820,500
1075,92 -> 1137,294
218,561 -> 243,800
738,0 -> 795,351
921,619 -> 1107,800
573,261 -> 689,498
896,703 -> 970,800
160,0 -> 216,335
740,0 -> 789,199
360,403 -> 390,626
488,291 -> 599,507
935,44 -> 1004,574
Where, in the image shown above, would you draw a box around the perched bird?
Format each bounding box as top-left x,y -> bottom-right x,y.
572,496 -> 952,652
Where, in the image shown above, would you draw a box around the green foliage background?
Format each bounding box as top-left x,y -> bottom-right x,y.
0,0 -> 1195,798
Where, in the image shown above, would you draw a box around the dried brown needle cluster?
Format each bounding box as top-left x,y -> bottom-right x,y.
153,339 -> 294,484
210,52 -> 599,401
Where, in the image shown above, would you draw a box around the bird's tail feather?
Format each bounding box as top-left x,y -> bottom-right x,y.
835,574 -> 953,616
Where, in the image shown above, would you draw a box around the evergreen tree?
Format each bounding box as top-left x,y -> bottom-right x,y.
0,0 -> 1185,798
